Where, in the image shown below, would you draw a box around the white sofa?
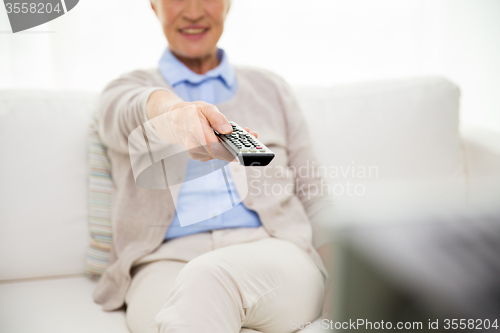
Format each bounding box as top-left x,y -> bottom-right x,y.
1,77 -> 499,333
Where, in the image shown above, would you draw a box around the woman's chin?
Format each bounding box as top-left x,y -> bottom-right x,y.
176,45 -> 217,60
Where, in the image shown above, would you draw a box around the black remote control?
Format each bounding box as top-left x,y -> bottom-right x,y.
213,121 -> 275,166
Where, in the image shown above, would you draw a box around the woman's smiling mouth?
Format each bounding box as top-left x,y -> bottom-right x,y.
179,28 -> 208,35
178,25 -> 210,40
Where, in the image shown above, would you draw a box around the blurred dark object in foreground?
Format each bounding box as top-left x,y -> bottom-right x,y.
330,216 -> 500,332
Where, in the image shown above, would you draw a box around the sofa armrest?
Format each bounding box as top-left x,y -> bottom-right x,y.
461,125 -> 500,176
460,125 -> 500,213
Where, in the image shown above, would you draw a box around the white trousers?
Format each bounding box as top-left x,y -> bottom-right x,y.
124,229 -> 324,333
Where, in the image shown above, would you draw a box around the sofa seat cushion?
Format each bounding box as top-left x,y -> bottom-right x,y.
0,276 -> 325,333
0,276 -> 128,333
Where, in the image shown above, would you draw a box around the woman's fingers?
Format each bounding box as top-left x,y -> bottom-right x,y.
243,127 -> 258,138
166,101 -> 263,162
199,103 -> 232,134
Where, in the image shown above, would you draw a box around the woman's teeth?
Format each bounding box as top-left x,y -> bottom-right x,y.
181,28 -> 206,35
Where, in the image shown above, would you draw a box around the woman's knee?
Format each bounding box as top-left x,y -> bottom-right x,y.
166,255 -> 244,311
177,255 -> 233,286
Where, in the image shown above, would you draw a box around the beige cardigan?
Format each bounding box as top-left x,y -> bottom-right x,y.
93,66 -> 334,311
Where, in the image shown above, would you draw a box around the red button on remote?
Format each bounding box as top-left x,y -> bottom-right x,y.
256,146 -> 262,149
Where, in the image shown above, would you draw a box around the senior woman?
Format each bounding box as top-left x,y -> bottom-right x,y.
93,0 -> 334,332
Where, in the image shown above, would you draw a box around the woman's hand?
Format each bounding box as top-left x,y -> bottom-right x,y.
146,90 -> 257,162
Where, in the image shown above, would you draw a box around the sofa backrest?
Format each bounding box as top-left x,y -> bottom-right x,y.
0,76 -> 465,281
293,76 -> 463,181
0,90 -> 96,281
293,77 -> 466,223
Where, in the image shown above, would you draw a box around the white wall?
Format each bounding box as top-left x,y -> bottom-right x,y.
0,0 -> 499,131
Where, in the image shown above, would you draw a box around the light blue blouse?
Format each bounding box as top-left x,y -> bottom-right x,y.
159,48 -> 262,240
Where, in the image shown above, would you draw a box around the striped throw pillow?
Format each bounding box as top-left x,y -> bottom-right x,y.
85,116 -> 113,280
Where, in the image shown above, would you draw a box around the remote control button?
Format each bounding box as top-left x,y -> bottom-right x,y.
256,146 -> 262,149
259,149 -> 267,152
250,149 -> 257,152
